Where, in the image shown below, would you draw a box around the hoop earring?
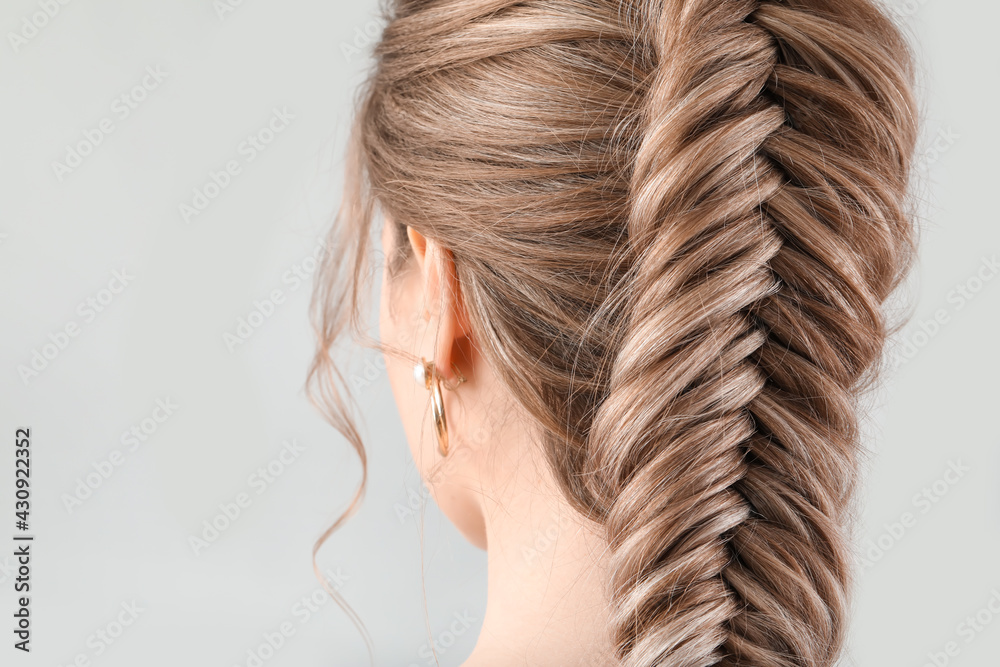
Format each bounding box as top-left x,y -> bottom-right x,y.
414,358 -> 466,456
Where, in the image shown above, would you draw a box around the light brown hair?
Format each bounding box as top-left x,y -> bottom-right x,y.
308,0 -> 919,664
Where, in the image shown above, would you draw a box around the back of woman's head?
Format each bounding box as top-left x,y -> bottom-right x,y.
310,0 -> 918,664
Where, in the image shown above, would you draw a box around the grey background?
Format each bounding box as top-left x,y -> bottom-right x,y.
0,1 -> 996,666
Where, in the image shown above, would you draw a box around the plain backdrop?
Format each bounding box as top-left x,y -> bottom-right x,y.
0,1 -> 997,666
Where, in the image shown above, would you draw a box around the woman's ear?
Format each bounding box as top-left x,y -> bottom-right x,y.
406,226 -> 433,321
405,226 -> 471,384
406,225 -> 428,272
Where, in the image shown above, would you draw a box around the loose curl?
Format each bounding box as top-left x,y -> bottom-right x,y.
308,1 -> 919,665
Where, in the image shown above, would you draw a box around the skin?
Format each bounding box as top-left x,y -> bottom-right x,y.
378,221 -> 618,667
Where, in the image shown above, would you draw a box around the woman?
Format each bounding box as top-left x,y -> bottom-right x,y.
308,0 -> 919,664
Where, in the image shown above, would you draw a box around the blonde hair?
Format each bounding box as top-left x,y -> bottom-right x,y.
308,0 -> 919,664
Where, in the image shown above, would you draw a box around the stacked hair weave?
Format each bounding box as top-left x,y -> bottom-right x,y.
308,1 -> 919,665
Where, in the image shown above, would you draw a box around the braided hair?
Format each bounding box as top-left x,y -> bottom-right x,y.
308,1 -> 918,664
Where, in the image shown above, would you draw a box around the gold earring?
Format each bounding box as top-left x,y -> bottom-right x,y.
414,358 -> 466,456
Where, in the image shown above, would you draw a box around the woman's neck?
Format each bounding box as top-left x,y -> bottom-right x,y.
460,442 -> 618,667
